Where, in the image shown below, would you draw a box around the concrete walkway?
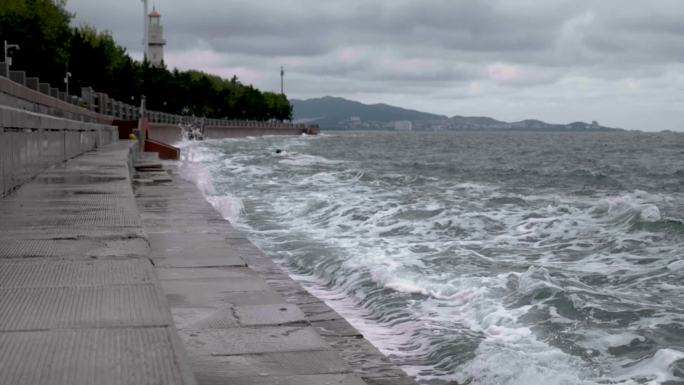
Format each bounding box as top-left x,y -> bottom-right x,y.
134,164 -> 418,385
0,140 -> 417,385
0,142 -> 196,385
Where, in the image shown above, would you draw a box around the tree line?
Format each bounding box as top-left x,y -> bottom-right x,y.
0,0 -> 292,120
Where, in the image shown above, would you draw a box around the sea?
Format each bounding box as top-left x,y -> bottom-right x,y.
176,131 -> 684,385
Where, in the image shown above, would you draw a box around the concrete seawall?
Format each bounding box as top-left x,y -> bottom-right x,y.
0,106 -> 416,384
0,140 -> 197,385
134,163 -> 418,385
0,105 -> 117,197
0,76 -> 114,123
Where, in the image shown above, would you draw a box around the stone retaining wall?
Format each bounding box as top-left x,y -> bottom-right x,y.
0,76 -> 113,124
0,105 -> 118,197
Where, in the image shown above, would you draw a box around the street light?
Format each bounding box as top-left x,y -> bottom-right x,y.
3,40 -> 20,70
64,64 -> 72,95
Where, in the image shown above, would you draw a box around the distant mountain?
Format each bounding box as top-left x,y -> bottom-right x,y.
291,96 -> 446,129
292,96 -> 622,132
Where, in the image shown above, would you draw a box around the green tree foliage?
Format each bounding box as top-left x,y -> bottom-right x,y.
0,0 -> 292,120
0,0 -> 72,85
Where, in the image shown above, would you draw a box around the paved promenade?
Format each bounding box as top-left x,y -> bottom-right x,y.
0,142 -> 196,385
0,140 -> 417,385
134,162 -> 417,385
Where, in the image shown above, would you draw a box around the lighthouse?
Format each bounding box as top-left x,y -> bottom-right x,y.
147,7 -> 166,66
141,1 -> 166,67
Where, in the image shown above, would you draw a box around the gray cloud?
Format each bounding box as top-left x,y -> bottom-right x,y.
67,0 -> 684,131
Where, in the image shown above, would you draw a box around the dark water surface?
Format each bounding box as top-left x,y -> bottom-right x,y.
178,131 -> 684,385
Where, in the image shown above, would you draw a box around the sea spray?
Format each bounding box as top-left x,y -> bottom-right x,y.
178,131 -> 684,385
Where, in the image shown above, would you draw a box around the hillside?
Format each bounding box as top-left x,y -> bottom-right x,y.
293,97 -> 621,132
291,97 -> 446,129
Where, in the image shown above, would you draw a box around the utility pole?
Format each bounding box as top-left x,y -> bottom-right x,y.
4,40 -> 20,70
141,0 -> 149,61
280,66 -> 284,95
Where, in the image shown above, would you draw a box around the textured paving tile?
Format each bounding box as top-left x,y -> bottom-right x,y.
234,304 -> 307,326
0,209 -> 140,228
149,233 -> 247,268
162,278 -> 272,308
0,285 -> 169,330
0,238 -> 103,258
141,220 -> 241,236
157,267 -> 257,281
189,350 -> 350,379
0,259 -> 155,287
0,237 -> 149,259
220,290 -> 286,306
198,373 -> 367,385
153,254 -> 246,268
0,327 -> 194,385
5,184 -> 134,201
171,307 -> 240,330
0,227 -> 147,242
181,327 -> 330,355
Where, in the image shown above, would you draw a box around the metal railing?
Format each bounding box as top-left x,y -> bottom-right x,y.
0,64 -> 317,130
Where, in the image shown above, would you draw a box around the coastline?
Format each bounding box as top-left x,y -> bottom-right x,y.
133,158 -> 418,385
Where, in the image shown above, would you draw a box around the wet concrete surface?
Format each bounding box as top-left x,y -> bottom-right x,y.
0,142 -> 196,385
0,140 -> 418,384
134,164 -> 419,385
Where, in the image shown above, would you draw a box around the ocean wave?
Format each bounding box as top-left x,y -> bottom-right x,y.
176,133 -> 684,385
278,153 -> 347,166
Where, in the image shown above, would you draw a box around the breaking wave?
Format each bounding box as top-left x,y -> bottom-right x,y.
178,132 -> 684,385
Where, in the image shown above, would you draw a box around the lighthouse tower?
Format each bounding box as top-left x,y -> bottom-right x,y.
146,7 -> 166,66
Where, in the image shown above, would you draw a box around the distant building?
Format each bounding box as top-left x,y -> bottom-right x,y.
394,121 -> 413,131
350,116 -> 362,125
147,8 -> 166,67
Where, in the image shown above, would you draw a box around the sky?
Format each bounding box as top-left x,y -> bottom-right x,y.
66,0 -> 684,131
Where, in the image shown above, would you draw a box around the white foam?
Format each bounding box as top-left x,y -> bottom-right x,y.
278,153 -> 346,166
613,349 -> 684,385
668,260 -> 684,271
640,205 -> 662,222
173,136 -> 684,385
206,195 -> 244,224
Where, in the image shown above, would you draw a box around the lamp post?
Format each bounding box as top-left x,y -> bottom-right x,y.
3,40 -> 20,70
64,64 -> 72,96
280,66 -> 285,95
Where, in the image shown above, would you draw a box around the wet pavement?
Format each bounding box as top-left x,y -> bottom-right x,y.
0,142 -> 196,385
134,163 -> 419,385
0,140 -> 417,385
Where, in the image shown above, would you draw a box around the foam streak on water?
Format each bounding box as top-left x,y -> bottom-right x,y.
178,132 -> 684,385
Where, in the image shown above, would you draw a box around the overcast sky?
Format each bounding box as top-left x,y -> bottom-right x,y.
67,0 -> 683,131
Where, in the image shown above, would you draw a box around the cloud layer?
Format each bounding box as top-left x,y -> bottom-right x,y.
68,0 -> 684,130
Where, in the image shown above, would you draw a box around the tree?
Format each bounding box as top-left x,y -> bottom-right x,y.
0,0 -> 73,85
0,0 -> 293,120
